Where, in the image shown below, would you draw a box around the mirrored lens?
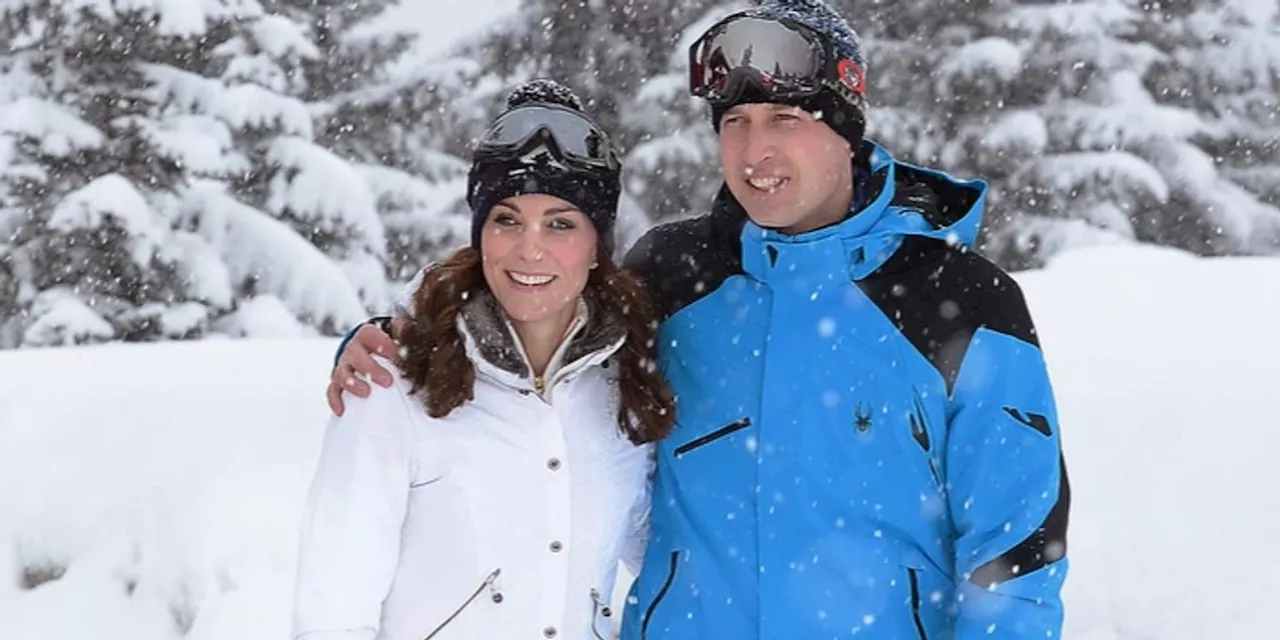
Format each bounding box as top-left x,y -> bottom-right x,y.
696,17 -> 820,92
480,106 -> 609,163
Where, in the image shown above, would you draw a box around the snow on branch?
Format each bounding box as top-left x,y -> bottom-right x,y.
265,137 -> 385,251
938,37 -> 1023,83
54,0 -> 266,37
250,14 -> 320,60
358,162 -> 468,240
183,181 -> 369,331
0,97 -> 105,156
139,65 -> 313,138
1030,151 -> 1171,204
216,84 -> 313,138
49,174 -> 165,266
1002,2 -> 1137,40
21,288 -> 115,347
123,114 -> 246,176
1046,101 -> 1204,150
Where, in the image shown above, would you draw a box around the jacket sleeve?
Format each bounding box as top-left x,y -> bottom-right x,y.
620,446 -> 657,577
945,278 -> 1070,639
292,358 -> 415,640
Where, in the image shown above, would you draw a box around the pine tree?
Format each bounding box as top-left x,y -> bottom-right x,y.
1142,0 -> 1280,251
0,2 -> 239,346
303,2 -> 482,280
0,1 -> 400,347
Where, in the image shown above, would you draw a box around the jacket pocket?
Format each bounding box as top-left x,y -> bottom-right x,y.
640,550 -> 680,640
673,418 -> 750,457
423,568 -> 502,639
906,567 -> 928,640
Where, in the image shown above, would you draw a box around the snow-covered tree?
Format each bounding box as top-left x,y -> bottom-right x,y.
843,0 -> 1280,268
1142,0 -> 1280,249
0,0 -> 407,347
0,3 -> 235,346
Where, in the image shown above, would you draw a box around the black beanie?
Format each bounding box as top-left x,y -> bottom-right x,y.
706,0 -> 869,148
466,79 -> 621,255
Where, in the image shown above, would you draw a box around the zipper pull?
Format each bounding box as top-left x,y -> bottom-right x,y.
590,587 -> 612,617
533,375 -> 545,395
487,568 -> 503,604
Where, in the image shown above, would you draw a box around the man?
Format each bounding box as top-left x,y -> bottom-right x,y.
327,1 -> 1070,638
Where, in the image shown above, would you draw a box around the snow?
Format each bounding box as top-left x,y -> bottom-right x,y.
358,162 -> 470,243
2,244 -> 1278,639
264,137 -> 385,251
181,181 -> 370,331
0,97 -> 106,156
19,288 -> 115,346
250,14 -> 321,60
349,0 -> 521,60
981,110 -> 1048,156
939,37 -> 1023,83
49,174 -> 165,266
54,0 -> 265,36
1002,2 -> 1136,40
141,66 -> 313,139
131,115 -> 243,176
211,296 -> 315,339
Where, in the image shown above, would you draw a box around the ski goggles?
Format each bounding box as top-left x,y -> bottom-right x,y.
473,103 -> 620,174
688,15 -> 865,105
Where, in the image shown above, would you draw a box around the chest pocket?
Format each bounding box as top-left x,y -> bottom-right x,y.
672,416 -> 752,458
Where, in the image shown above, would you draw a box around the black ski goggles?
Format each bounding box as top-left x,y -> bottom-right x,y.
688,15 -> 866,105
473,104 -> 620,174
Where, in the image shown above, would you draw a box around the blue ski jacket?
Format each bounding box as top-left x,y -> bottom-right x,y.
619,141 -> 1070,640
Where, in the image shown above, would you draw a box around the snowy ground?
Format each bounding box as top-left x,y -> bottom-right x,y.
0,243 -> 1277,639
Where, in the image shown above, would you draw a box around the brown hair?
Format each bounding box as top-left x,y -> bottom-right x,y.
398,246 -> 675,445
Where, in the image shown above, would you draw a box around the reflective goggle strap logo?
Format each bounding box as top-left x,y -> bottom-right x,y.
836,58 -> 865,96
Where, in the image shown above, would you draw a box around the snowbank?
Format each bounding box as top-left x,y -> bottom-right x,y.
0,244 -> 1276,639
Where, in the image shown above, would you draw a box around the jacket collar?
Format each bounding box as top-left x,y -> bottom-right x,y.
456,289 -> 626,392
721,139 -> 988,286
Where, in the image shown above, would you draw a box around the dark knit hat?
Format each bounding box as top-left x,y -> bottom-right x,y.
466,79 -> 621,255
705,0 -> 869,147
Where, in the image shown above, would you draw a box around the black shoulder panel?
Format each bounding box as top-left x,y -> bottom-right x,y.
624,194 -> 747,322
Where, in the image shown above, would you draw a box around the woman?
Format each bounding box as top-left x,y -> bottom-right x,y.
291,79 -> 675,640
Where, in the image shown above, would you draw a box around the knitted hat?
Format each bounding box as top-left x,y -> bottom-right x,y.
705,0 -> 869,147
466,79 -> 621,254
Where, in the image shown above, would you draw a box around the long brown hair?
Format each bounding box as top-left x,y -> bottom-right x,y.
398,246 -> 675,445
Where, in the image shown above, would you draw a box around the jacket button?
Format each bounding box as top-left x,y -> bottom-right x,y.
549,540 -> 562,552
543,627 -> 557,638
491,592 -> 503,603
547,458 -> 561,471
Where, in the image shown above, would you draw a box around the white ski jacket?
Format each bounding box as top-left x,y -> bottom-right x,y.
292,292 -> 655,640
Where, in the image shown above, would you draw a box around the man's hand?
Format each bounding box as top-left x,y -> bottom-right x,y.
327,321 -> 402,416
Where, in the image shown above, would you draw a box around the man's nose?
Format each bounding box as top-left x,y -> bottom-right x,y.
742,124 -> 776,167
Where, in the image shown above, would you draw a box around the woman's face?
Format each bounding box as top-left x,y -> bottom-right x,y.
480,193 -> 598,328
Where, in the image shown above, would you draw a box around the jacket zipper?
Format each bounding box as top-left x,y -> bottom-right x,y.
641,550 -> 679,640
422,568 -> 501,639
673,418 -> 751,457
590,587 -> 612,640
907,567 -> 928,640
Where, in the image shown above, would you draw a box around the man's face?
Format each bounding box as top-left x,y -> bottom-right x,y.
718,103 -> 854,234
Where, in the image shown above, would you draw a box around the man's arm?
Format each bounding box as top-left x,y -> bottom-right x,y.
326,266 -> 425,415
945,272 -> 1070,639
